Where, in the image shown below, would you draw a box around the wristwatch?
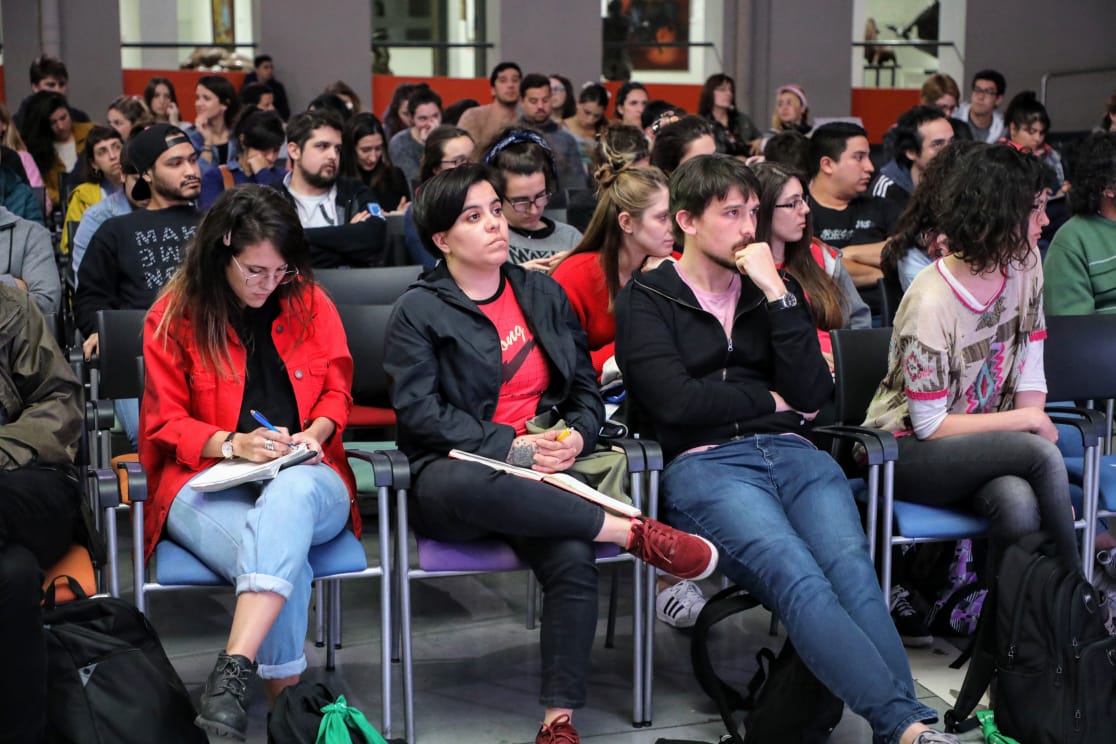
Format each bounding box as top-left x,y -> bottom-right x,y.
767,292 -> 798,311
221,432 -> 236,459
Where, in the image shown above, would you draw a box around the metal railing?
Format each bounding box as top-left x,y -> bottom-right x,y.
1041,65 -> 1116,104
851,40 -> 964,66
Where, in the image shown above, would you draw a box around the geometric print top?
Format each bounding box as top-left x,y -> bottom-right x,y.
864,257 -> 1047,436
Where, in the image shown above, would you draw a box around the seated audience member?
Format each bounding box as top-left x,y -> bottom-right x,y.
920,72 -> 972,140
769,84 -> 812,137
614,81 -> 649,128
19,91 -> 94,205
341,112 -> 410,211
76,124 -> 201,447
13,55 -> 91,128
61,125 -> 123,254
403,126 -> 475,269
518,73 -> 593,193
239,82 -> 277,114
383,82 -> 423,140
762,129 -> 811,175
565,123 -> 651,233
242,54 -> 291,120
1001,91 -> 1067,198
1099,89 -> 1116,133
957,69 -> 1006,144
640,100 -> 682,147
199,106 -> 285,210
649,115 -> 717,176
881,140 -> 980,291
808,122 -> 900,315
384,163 -> 717,744
72,166 -> 143,285
0,206 -> 62,315
549,74 -> 576,123
699,73 -> 762,157
615,154 -> 960,744
324,80 -> 362,114
1,104 -> 48,201
1044,132 -> 1116,314
144,76 -> 181,126
0,282 -> 84,744
306,94 -> 352,124
865,144 -> 1078,578
106,96 -> 153,141
459,63 -> 523,150
140,186 -> 358,741
562,83 -> 610,172
0,111 -> 48,224
752,161 -> 870,368
276,110 -> 385,268
485,129 -> 583,270
442,98 -> 479,126
185,75 -> 240,173
389,86 -> 443,187
871,105 -> 954,213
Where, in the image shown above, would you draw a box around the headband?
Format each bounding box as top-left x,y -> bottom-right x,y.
483,128 -> 560,188
778,85 -> 808,110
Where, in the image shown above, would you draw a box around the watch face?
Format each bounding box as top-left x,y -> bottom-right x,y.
221,441 -> 233,458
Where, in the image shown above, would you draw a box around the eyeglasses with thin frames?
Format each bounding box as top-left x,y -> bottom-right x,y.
439,155 -> 471,168
774,197 -> 808,211
231,255 -> 300,287
506,191 -> 552,213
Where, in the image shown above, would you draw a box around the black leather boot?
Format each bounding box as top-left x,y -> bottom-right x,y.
195,652 -> 257,740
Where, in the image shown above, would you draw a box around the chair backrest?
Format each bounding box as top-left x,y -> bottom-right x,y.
1045,313 -> 1116,401
336,303 -> 394,408
543,208 -> 568,225
384,212 -> 410,266
830,327 -> 893,425
316,265 -> 423,306
877,273 -> 903,327
95,309 -> 147,400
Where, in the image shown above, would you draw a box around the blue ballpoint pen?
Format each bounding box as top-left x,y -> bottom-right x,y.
250,409 -> 292,447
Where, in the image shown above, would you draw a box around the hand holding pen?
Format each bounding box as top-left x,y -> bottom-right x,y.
238,409 -> 293,462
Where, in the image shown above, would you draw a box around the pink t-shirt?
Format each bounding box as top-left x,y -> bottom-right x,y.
674,263 -> 741,338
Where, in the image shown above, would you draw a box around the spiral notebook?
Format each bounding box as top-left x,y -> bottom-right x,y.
189,445 -> 316,492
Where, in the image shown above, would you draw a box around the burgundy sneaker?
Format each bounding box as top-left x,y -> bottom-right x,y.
627,517 -> 718,580
536,714 -> 579,743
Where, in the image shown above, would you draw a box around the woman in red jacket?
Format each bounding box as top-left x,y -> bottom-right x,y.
140,185 -> 358,741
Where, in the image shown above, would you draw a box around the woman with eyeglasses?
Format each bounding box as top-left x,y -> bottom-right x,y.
140,185 -> 358,741
403,125 -> 476,269
752,161 -> 870,371
864,144 -> 1079,578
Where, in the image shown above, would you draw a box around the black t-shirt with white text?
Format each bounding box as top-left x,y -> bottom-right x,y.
808,193 -> 899,314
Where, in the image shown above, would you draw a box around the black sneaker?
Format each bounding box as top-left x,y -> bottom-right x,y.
890,585 -> 933,648
195,652 -> 257,740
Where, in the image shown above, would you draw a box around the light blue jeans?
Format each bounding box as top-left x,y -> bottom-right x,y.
115,398 -> 139,450
166,463 -> 351,678
662,435 -> 938,744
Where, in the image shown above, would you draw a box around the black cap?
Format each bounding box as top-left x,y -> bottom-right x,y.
126,123 -> 192,200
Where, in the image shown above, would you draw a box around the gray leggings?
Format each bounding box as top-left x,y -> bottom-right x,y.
894,430 -> 1080,573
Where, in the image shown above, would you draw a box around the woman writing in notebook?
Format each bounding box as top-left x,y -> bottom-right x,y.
140,185 -> 358,741
385,163 -> 717,744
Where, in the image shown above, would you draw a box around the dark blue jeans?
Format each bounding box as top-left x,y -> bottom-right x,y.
412,458 -> 606,709
662,435 -> 937,744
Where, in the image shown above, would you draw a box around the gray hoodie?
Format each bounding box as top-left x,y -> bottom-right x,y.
0,206 -> 60,316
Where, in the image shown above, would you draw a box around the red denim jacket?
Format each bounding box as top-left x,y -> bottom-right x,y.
139,283 -> 358,560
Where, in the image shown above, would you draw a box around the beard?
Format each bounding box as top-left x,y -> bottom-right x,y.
152,170 -> 201,201
703,239 -> 751,272
299,160 -> 337,190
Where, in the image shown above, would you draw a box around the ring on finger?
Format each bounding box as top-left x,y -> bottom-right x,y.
264,439 -> 275,451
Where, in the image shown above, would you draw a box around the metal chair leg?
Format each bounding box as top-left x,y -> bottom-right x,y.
314,580 -> 325,647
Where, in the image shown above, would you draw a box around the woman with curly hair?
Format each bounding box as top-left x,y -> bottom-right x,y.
865,143 -> 1079,575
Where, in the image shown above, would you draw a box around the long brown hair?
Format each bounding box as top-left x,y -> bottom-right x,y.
153,185 -> 315,377
556,165 -> 669,307
752,161 -> 844,331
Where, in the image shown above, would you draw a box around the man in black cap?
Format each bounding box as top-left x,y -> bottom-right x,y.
75,123 -> 200,447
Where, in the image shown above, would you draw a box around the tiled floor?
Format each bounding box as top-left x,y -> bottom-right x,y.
119,516 -> 984,744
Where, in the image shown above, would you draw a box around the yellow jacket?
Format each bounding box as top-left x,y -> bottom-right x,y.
44,121 -> 94,207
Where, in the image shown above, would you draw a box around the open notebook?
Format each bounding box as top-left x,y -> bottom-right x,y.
189,445 -> 316,493
448,449 -> 641,517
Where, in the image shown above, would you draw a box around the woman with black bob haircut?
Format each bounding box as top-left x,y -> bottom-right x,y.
141,185 -> 358,740
865,143 -> 1079,577
1002,91 -> 1067,204
385,163 -> 717,744
62,125 -> 124,253
341,112 -> 409,211
198,106 -> 286,209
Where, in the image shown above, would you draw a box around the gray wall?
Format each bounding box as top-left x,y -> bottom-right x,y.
1,0 -> 42,106
964,1 -> 1116,132
258,0 -> 371,115
496,0 -> 601,89
58,0 -> 122,118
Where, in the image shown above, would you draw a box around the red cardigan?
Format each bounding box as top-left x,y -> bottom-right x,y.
139,283 -> 359,560
550,251 -> 617,377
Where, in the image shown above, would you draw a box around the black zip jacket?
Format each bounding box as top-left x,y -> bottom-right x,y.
276,177 -> 387,268
614,261 -> 832,463
385,262 -> 603,476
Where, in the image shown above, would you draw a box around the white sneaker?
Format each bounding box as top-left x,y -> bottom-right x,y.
655,579 -> 707,628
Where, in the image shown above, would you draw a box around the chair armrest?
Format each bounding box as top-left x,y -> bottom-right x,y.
115,460 -> 148,503
812,424 -> 898,466
86,466 -> 120,510
344,447 -> 411,489
85,399 -> 115,432
1045,406 -> 1106,445
607,437 -> 646,474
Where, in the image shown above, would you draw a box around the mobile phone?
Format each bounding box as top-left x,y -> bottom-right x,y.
367,202 -> 385,219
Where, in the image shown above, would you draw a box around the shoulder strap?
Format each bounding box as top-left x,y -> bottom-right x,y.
691,585 -> 762,744
945,582 -> 999,732
219,165 -> 234,190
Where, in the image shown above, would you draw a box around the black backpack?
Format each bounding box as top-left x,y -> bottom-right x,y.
42,577 -> 207,744
658,585 -> 843,744
269,681 -> 403,744
945,533 -> 1116,743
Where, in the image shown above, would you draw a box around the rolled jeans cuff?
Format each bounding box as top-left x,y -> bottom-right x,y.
236,572 -> 293,599
258,653 -> 307,680
887,707 -> 939,744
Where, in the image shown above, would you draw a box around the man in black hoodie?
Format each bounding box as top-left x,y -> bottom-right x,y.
614,154 -> 957,744
275,109 -> 386,268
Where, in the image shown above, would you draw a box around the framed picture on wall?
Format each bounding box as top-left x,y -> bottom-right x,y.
211,0 -> 235,44
626,0 -> 691,71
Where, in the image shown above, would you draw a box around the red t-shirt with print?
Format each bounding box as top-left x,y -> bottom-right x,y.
477,280 -> 550,434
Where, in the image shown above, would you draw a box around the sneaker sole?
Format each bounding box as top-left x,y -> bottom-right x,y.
195,715 -> 247,741
900,634 -> 934,648
675,535 -> 718,581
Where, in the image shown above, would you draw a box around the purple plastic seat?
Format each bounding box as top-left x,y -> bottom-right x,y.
415,536 -> 622,572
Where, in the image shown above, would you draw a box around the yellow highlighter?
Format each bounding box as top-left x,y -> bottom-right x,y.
556,428 -> 574,441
